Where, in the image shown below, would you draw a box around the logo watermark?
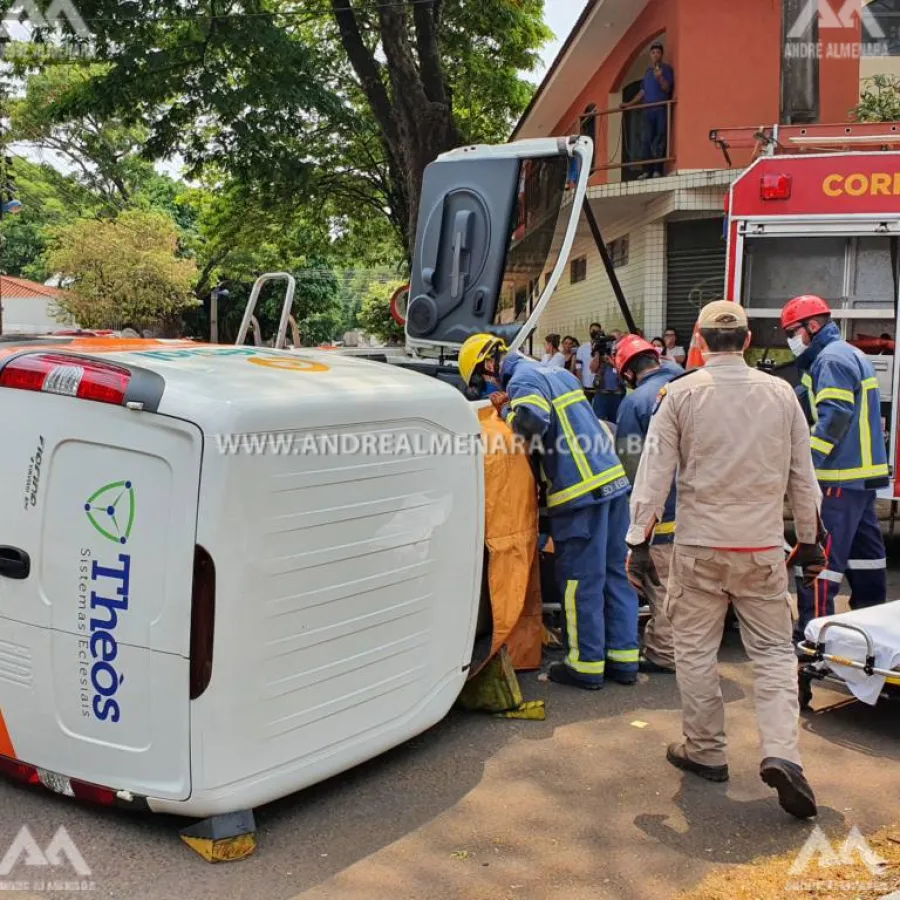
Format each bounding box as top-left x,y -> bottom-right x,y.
785,0 -> 892,59
785,825 -> 890,893
1,0 -> 92,59
211,429 -> 649,459
0,826 -> 95,892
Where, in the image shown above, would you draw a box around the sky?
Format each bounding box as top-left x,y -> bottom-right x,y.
532,1 -> 586,84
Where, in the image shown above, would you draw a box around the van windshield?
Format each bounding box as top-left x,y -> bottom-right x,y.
495,155 -> 571,333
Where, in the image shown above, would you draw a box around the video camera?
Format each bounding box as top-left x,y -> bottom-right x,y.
592,334 -> 616,357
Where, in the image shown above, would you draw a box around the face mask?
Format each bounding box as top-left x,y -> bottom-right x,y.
787,335 -> 806,357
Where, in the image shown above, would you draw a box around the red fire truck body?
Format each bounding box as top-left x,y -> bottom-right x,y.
722,136 -> 900,501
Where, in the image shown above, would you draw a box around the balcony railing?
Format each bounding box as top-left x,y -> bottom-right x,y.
567,99 -> 677,179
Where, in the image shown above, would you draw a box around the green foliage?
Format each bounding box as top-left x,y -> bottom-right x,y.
45,208 -> 200,333
357,278 -> 406,344
7,56 -> 155,206
25,1 -> 549,254
852,75 -> 900,123
0,156 -> 100,279
441,0 -> 551,144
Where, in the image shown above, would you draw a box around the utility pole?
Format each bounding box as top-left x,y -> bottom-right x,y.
210,282 -> 228,344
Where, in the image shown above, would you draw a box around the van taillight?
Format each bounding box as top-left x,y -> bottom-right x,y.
0,352 -> 131,405
0,756 -> 40,785
190,546 -> 216,700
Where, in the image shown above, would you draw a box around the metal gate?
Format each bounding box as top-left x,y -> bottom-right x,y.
665,218 -> 727,344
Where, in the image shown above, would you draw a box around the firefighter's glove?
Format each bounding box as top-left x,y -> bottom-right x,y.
626,541 -> 660,593
789,542 -> 827,588
490,391 -> 510,415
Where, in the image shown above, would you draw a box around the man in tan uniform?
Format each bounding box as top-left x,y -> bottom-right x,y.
625,300 -> 825,820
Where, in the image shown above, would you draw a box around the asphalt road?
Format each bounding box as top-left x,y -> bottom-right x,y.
2,547 -> 899,900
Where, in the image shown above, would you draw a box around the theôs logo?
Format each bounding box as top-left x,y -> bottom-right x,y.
80,481 -> 135,724
84,480 -> 135,545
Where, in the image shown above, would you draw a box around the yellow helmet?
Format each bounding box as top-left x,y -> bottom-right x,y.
458,333 -> 508,386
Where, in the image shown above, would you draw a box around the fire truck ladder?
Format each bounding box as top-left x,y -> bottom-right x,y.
709,121 -> 900,166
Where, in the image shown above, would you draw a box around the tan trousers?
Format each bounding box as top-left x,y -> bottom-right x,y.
666,545 -> 801,768
642,543 -> 676,668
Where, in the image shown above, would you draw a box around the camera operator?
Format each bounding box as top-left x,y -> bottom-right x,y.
590,333 -> 625,423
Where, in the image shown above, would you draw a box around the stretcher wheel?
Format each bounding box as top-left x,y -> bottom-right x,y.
798,671 -> 813,711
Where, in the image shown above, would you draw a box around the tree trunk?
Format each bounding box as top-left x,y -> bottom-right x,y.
333,0 -> 462,260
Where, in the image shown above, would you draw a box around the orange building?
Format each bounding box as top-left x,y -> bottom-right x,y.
510,0 -> 898,346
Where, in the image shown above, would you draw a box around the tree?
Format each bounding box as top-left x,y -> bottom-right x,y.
357,278 -> 405,344
45,208 -> 199,334
35,0 -> 549,257
0,155 -> 101,279
852,74 -> 900,122
7,56 -> 157,208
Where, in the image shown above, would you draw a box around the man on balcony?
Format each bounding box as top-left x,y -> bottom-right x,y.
621,42 -> 674,179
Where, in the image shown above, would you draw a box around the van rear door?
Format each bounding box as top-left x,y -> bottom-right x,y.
0,385 -> 201,802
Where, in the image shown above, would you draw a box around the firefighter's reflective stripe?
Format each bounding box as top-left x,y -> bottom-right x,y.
563,580 -> 606,675
552,390 -> 593,481
815,387 -> 855,405
802,373 -> 818,424
543,389 -> 625,508
860,378 -> 878,472
547,463 -> 628,508
655,521 -> 676,535
505,410 -> 517,428
607,648 -> 640,664
847,558 -> 887,569
816,569 -> 844,583
810,436 -> 834,456
815,463 -> 889,481
510,393 -> 552,414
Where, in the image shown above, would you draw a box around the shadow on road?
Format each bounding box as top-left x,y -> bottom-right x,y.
634,778 -> 845,865
801,695 -> 900,760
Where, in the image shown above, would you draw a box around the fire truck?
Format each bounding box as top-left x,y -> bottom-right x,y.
712,122 -> 900,501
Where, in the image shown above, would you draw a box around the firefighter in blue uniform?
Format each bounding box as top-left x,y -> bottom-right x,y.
458,333 -> 641,689
782,295 -> 889,641
613,335 -> 682,673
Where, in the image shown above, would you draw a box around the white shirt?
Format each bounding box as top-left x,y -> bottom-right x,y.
575,343 -> 595,387
542,351 -> 565,368
663,345 -> 686,362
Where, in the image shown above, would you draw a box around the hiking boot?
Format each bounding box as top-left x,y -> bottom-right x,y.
546,662 -> 603,691
760,758 -> 817,819
639,655 -> 675,674
666,743 -> 729,782
607,668 -> 638,685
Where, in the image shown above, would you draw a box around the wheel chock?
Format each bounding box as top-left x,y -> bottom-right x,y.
179,810 -> 258,862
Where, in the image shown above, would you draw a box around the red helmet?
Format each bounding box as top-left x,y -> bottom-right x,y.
781,295 -> 831,331
614,334 -> 660,376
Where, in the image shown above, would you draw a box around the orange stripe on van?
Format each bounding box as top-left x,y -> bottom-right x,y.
0,708 -> 17,759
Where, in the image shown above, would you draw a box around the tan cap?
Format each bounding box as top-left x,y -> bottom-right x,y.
697,300 -> 747,330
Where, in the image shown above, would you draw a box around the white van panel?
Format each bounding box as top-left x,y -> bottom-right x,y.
0,618 -> 190,800
178,412 -> 483,816
0,391 -> 201,801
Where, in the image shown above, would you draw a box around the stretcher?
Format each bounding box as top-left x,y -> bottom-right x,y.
796,600 -> 900,709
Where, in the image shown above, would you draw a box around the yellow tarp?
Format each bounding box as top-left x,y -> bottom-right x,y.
476,406 -> 543,675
